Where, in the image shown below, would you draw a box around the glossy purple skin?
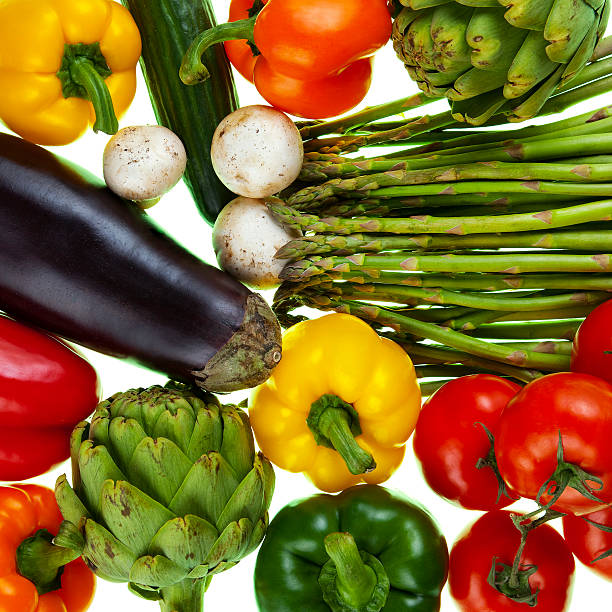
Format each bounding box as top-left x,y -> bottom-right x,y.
0,132 -> 250,380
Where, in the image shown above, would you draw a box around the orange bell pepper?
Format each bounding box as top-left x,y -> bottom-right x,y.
0,484 -> 95,612
0,0 -> 141,146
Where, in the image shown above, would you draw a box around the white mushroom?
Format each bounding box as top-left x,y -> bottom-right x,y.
211,105 -> 304,199
103,125 -> 187,208
212,196 -> 301,290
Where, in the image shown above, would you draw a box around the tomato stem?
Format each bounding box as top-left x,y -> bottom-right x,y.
474,422 -> 516,505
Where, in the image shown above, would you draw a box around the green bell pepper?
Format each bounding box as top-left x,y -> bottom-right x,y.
254,485 -> 448,612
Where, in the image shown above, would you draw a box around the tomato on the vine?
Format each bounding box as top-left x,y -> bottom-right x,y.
563,507 -> 612,581
449,511 -> 575,612
413,375 -> 520,511
496,372 -> 612,516
571,299 -> 612,385
253,57 -> 373,119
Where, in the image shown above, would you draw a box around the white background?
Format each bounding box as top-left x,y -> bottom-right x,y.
3,2 -> 612,610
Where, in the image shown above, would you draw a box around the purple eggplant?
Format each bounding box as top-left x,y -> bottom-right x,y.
0,133 -> 282,392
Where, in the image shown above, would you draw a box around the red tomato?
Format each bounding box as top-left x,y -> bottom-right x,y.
449,511 -> 575,612
496,372 -> 612,516
571,299 -> 612,385
254,57 -> 372,119
413,375 -> 521,511
0,315 -> 100,480
224,0 -> 269,83
563,507 -> 612,580
253,0 -> 391,81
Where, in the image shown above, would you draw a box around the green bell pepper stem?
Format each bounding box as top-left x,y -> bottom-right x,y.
160,577 -> 207,612
180,16 -> 257,85
322,533 -> 381,610
307,394 -> 376,475
16,529 -> 81,596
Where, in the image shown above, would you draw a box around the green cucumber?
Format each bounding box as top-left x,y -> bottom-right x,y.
122,0 -> 238,224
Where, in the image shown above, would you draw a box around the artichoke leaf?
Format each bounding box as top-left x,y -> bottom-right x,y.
215,464 -> 265,532
89,410 -> 111,447
405,0 -> 453,8
148,515 -> 219,570
456,0 -> 499,6
219,406 -> 256,482
261,454 -> 276,510
505,30 -> 557,98
186,565 -> 210,579
467,7 -> 528,71
545,0 -> 597,63
79,441 -> 127,518
186,403 -> 223,461
169,452 -> 239,525
69,421 -> 89,494
451,90 -> 508,124
560,15 -> 602,85
509,63 -> 565,122
100,480 -> 175,557
151,403 -> 196,456
430,3 -> 474,74
499,0 -> 555,30
404,11 -> 439,71
108,417 -> 148,475
242,513 -> 269,558
137,388 -> 174,433
82,518 -> 137,583
129,554 -> 189,589
447,67 -> 508,99
128,583 -> 162,601
204,518 -> 253,568
127,437 -> 193,506
55,474 -> 91,525
207,561 -> 237,576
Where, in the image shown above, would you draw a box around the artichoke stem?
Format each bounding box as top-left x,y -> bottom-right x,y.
160,578 -> 207,612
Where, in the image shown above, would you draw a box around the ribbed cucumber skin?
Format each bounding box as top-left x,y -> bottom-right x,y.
122,0 -> 238,224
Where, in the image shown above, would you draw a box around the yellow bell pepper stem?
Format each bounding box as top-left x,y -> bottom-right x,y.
307,394 -> 376,475
57,42 -> 118,135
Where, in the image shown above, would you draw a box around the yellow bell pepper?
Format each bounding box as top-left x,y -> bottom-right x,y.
0,0 -> 141,146
249,313 -> 421,492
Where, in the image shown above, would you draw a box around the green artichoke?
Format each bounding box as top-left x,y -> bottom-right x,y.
54,382 -> 275,612
392,0 -> 610,124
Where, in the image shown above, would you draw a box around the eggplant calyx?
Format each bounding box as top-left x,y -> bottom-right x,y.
192,293 -> 282,393
57,42 -> 119,135
307,394 -> 376,475
319,532 -> 389,612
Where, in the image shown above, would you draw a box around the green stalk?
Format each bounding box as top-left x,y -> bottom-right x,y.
419,379 -> 454,396
296,297 -> 570,371
273,200 -> 612,236
277,229 -> 612,259
303,270 -> 612,291
402,342 -> 543,382
313,194 -> 585,216
160,578 -> 207,612
299,93 -> 438,140
308,282 -> 608,312
281,252 -> 612,279
303,111 -> 457,154
467,320 -> 582,340
300,134 -> 612,181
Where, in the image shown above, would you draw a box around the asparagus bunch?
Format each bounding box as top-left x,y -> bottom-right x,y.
270,53 -> 612,388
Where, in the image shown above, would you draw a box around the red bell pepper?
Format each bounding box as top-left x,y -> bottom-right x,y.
0,315 -> 100,480
181,0 -> 391,119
